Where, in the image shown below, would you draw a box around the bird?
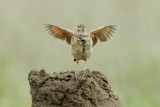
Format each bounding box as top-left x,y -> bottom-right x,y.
44,24 -> 116,78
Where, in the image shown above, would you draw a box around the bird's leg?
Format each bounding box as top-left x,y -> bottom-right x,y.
84,60 -> 87,70
74,59 -> 79,79
83,60 -> 87,78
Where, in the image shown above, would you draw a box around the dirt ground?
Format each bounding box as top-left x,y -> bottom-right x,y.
28,69 -> 122,107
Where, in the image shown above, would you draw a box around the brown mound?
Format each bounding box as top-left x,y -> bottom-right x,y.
28,69 -> 122,107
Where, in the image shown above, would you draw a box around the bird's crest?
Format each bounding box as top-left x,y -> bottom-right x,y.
77,24 -> 86,30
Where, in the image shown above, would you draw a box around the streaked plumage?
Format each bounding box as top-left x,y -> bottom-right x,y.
44,24 -> 116,77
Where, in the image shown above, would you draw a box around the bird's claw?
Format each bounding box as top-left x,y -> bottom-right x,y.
82,69 -> 88,78
74,71 -> 79,80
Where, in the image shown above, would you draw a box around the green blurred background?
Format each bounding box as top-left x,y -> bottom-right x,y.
0,0 -> 160,107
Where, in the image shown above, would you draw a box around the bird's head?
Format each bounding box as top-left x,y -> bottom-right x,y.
76,24 -> 87,36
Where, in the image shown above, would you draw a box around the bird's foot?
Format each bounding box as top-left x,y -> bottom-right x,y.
82,69 -> 88,78
74,71 -> 79,80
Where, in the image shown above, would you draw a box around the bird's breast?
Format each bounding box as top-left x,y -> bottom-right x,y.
71,36 -> 93,60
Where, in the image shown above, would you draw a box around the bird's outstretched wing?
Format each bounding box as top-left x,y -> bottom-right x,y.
90,25 -> 117,47
44,24 -> 74,45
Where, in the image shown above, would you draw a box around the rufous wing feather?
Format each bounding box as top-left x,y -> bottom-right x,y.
44,24 -> 74,45
90,25 -> 117,46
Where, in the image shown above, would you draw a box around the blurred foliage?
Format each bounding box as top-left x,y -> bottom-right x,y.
0,0 -> 160,107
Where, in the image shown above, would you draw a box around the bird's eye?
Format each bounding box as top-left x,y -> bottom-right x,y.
78,29 -> 80,31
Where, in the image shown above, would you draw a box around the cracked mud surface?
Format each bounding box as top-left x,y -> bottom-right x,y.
28,69 -> 122,107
